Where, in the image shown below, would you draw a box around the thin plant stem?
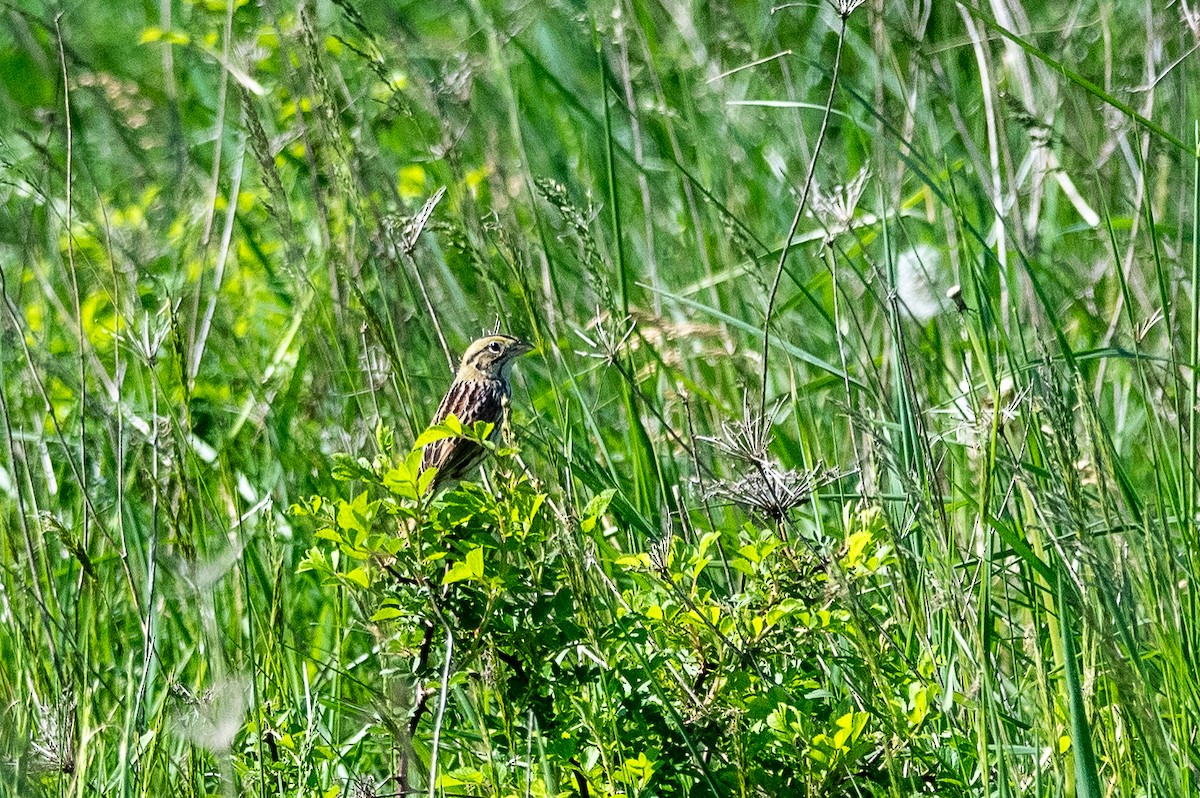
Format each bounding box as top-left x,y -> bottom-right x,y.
428,624 -> 455,798
759,9 -> 848,419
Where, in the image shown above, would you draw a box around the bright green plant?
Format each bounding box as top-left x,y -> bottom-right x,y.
297,420 -> 962,796
295,418 -> 591,794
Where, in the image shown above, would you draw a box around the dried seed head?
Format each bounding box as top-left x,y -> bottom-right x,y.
705,462 -> 840,520
649,529 -> 674,575
575,309 -> 636,364
834,0 -> 867,18
698,397 -> 784,466
810,164 -> 870,236
28,692 -> 76,775
350,776 -> 384,798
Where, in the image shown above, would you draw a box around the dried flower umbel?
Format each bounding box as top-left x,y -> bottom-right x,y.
705,464 -> 839,520
28,692 -> 75,774
699,398 -> 782,466
700,399 -> 841,520
575,309 -> 636,365
810,164 -> 870,239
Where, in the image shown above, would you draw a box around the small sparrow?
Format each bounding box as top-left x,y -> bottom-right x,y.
421,334 -> 534,492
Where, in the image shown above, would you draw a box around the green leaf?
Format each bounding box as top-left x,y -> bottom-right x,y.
581,488 -> 616,533
842,530 -> 872,570
289,495 -> 321,516
443,546 -> 485,584
336,492 -> 373,539
383,468 -> 417,499
1058,571 -> 1102,798
370,607 -> 404,621
375,422 -> 394,453
417,465 -> 439,496
314,527 -> 342,544
296,546 -> 329,574
697,530 -> 721,558
520,492 -> 546,534
468,420 -> 496,443
738,543 -> 762,564
344,567 -> 370,589
331,453 -> 374,482
413,425 -> 456,449
730,558 -> 755,577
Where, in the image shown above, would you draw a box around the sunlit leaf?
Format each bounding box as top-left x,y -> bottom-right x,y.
443,547 -> 485,584
344,567 -> 370,589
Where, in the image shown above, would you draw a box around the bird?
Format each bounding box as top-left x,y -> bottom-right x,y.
420,334 -> 534,492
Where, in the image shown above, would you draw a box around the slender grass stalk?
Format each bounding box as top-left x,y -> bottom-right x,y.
760,9 -> 848,420
428,626 -> 454,798
1058,571 -> 1103,798
1189,125 -> 1200,525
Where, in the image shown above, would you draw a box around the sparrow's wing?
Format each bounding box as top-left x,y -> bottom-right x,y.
421,379 -> 507,486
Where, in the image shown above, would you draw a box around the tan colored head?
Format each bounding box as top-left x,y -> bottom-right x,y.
456,334 -> 534,381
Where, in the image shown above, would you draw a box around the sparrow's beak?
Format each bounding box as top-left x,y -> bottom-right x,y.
513,339 -> 536,356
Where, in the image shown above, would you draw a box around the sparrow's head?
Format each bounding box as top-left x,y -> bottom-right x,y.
457,334 -> 534,381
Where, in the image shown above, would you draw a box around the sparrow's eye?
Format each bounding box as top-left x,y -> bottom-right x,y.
488,341 -> 503,354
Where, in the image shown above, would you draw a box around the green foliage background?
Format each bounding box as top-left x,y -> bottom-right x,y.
1,0 -> 1198,795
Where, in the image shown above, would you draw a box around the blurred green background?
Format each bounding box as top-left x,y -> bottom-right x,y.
2,0 -> 1199,795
